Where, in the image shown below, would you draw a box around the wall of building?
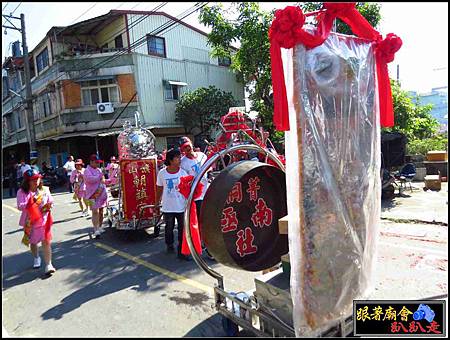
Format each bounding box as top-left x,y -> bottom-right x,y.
127,14 -> 218,65
132,53 -> 245,127
95,16 -> 129,49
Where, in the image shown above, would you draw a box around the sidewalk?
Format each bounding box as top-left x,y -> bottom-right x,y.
382,182 -> 448,224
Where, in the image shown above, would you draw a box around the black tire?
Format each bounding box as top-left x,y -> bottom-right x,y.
221,316 -> 239,337
152,226 -> 160,238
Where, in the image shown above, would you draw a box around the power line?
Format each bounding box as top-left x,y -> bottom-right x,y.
115,2 -> 126,10
22,2 -> 207,108
47,2 -> 168,86
69,3 -> 98,25
10,2 -> 22,15
53,2 -> 199,86
130,2 -> 142,10
70,2 -> 207,83
3,3 -> 9,11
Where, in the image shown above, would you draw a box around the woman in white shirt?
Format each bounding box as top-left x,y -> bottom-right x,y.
156,149 -> 189,260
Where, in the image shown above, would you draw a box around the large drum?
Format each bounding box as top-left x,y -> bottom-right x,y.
200,161 -> 288,271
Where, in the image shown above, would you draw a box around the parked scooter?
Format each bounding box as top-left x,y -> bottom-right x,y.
42,165 -> 58,189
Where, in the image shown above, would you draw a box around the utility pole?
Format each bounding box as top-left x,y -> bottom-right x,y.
3,12 -> 38,161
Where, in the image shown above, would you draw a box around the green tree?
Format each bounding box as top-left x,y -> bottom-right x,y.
199,2 -> 382,150
384,80 -> 439,140
300,2 -> 381,34
175,86 -> 237,140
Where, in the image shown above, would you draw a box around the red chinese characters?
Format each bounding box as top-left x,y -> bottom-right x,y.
235,227 -> 258,257
226,182 -> 243,204
391,322 -> 408,333
408,321 -> 426,333
426,321 -> 441,334
221,207 -> 238,233
246,177 -> 261,201
251,198 -> 273,228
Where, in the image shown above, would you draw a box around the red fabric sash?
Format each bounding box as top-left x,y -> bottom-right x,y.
269,3 -> 402,131
178,175 -> 204,256
27,197 -> 43,225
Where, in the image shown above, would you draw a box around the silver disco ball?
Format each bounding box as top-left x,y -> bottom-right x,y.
118,121 -> 156,159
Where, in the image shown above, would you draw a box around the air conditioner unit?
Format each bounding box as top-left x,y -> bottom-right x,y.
97,102 -> 114,114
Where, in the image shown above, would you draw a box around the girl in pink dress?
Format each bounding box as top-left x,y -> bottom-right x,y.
17,169 -> 56,275
105,156 -> 120,187
83,154 -> 108,238
70,159 -> 88,216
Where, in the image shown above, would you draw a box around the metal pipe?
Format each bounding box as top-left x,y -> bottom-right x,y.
183,144 -> 285,288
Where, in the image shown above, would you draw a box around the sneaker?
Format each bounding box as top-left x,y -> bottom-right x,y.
99,227 -> 106,234
83,210 -> 89,217
33,257 -> 41,269
45,263 -> 56,275
93,230 -> 102,239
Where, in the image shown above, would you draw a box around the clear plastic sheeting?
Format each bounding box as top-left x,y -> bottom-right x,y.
283,32 -> 381,336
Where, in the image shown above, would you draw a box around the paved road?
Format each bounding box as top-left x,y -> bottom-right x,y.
2,184 -> 448,337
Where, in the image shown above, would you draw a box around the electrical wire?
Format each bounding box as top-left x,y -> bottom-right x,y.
18,2 -> 207,109
130,2 -> 142,10
58,2 -> 206,86
10,2 -> 21,15
3,3 -> 9,11
47,2 -> 168,84
69,3 -> 98,25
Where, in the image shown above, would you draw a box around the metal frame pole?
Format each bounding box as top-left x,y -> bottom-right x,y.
183,143 -> 285,289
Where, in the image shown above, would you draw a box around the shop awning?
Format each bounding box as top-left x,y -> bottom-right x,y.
38,128 -> 123,141
73,75 -> 116,83
167,80 -> 188,86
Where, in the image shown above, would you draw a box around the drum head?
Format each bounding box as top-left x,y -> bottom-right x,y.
200,161 -> 288,271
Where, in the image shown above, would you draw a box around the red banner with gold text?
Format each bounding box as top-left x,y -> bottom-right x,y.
120,159 -> 157,221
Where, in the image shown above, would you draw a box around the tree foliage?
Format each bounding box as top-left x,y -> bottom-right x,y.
406,134 -> 448,156
175,85 -> 237,140
199,2 -> 382,150
299,2 -> 382,34
383,80 -> 439,141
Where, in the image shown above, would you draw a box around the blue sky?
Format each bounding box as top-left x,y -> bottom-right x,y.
2,2 -> 448,93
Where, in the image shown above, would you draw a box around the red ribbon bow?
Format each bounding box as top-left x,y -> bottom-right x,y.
269,2 -> 402,130
178,175 -> 204,256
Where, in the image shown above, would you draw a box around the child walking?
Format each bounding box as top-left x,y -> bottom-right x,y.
70,159 -> 88,216
83,154 -> 108,238
16,169 -> 56,275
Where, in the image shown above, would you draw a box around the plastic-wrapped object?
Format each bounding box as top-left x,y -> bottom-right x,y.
283,32 -> 381,335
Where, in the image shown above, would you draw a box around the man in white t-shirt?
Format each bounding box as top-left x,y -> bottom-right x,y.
179,137 -> 209,216
156,149 -> 189,260
63,155 -> 76,193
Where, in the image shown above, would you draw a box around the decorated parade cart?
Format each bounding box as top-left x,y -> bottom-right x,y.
105,112 -> 162,237
204,108 -> 285,172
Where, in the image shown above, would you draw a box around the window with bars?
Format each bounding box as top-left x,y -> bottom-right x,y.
164,83 -> 181,101
36,48 -> 49,74
34,93 -> 52,120
16,110 -> 23,129
147,35 -> 166,57
115,34 -> 124,49
80,79 -> 120,106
